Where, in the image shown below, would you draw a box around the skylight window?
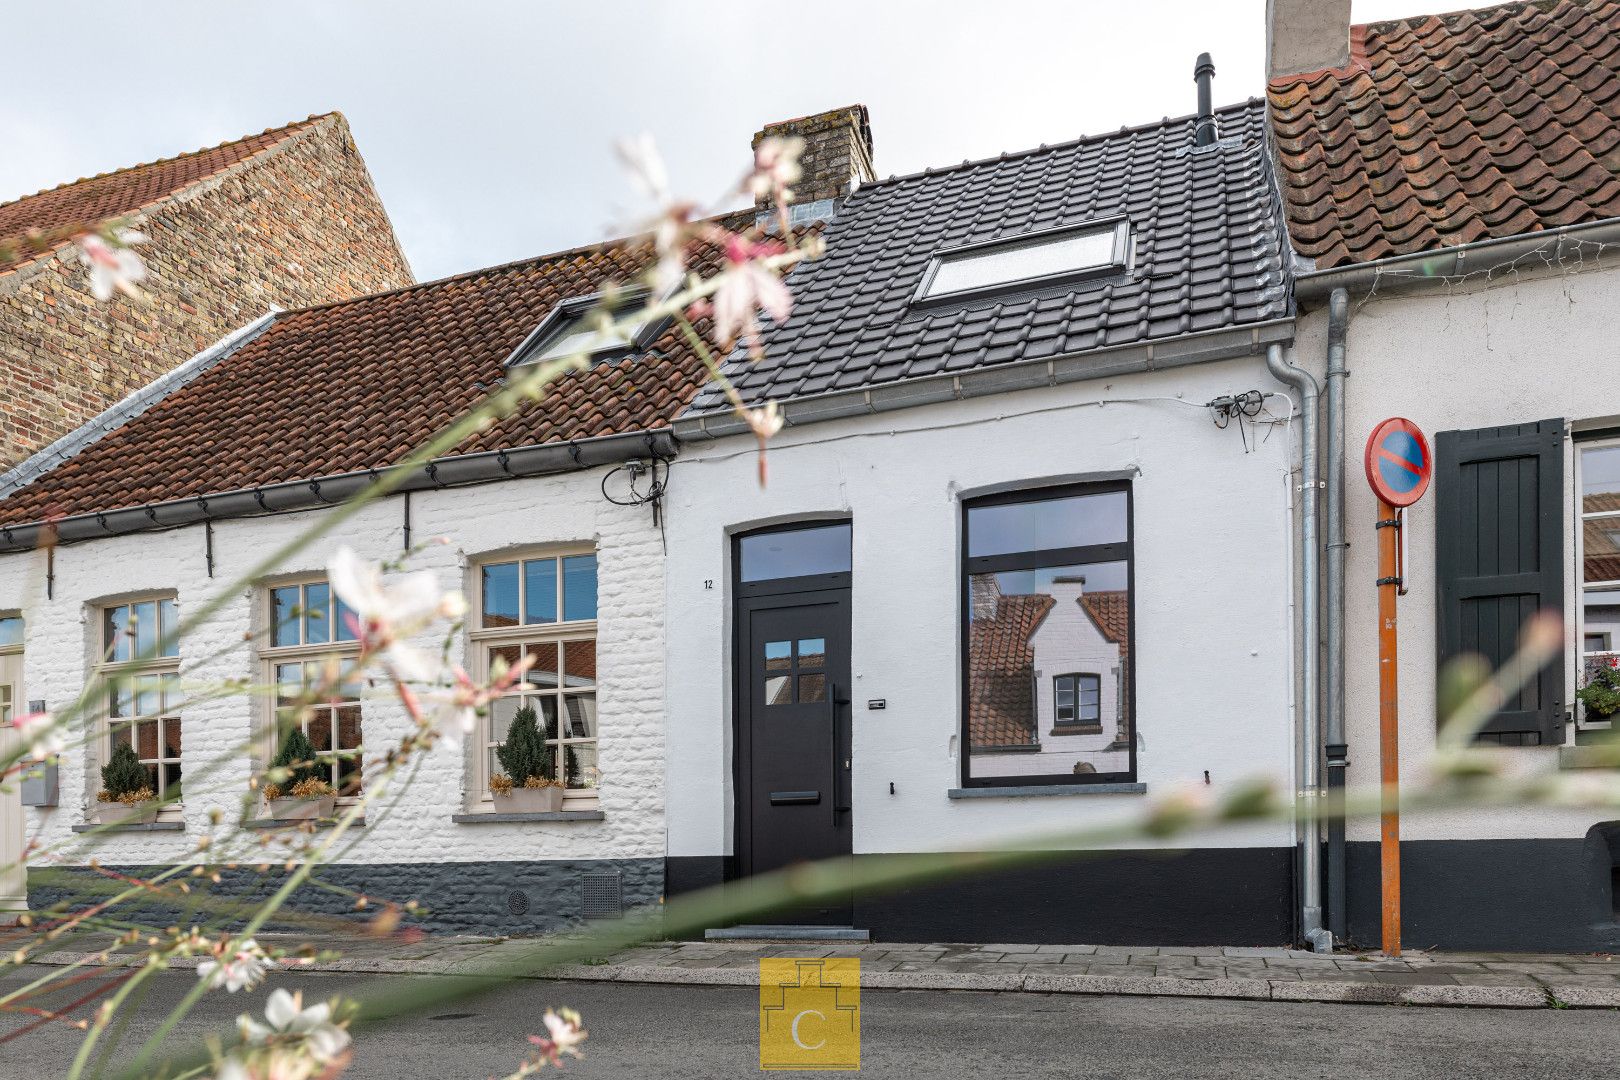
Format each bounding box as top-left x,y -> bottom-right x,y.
507,289 -> 661,368
914,220 -> 1130,305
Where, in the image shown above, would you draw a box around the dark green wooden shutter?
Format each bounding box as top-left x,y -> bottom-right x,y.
1434,419 -> 1566,745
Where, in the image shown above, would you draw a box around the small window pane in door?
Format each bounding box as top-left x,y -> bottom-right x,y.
799,673 -> 827,702
797,639 -> 826,668
764,641 -> 791,671
765,675 -> 791,705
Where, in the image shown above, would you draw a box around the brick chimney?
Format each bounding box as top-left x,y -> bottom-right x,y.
752,104 -> 875,220
1265,0 -> 1351,81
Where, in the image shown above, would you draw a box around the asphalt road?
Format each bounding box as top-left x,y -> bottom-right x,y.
2,966 -> 1617,1079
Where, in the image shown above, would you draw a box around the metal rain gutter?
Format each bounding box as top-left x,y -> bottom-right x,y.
0,429 -> 676,554
674,318 -> 1296,440
1292,215 -> 1620,302
1265,341 -> 1329,953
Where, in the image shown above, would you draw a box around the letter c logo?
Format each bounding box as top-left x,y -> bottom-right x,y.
790,1009 -> 825,1051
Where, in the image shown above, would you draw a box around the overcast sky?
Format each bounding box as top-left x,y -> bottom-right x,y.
3,1 -> 1434,282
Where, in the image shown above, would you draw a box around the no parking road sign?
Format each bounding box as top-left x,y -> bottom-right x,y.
1364,417 -> 1431,507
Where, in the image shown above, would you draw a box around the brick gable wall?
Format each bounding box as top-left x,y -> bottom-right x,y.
0,114 -> 412,468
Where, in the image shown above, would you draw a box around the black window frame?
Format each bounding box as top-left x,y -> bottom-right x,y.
960,480 -> 1136,787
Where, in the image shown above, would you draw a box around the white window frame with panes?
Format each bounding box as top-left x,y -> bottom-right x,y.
1575,436 -> 1620,730
98,595 -> 183,810
260,578 -> 366,802
469,547 -> 600,808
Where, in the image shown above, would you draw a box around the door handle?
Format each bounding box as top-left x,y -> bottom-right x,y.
829,682 -> 851,822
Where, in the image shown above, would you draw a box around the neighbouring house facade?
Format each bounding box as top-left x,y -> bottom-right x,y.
0,112 -> 412,469
0,222 -> 746,931
1268,0 -> 1620,951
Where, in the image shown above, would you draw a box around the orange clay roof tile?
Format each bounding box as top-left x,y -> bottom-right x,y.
0,114 -> 332,274
1268,0 -> 1620,268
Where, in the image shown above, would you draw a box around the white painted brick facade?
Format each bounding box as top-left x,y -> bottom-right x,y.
0,466 -> 666,867
664,355 -> 1299,860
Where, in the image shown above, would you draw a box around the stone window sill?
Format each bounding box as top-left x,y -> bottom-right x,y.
241,817 -> 366,830
451,810 -> 606,823
948,783 -> 1147,799
72,821 -> 185,833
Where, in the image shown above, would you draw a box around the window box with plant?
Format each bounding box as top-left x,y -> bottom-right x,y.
97,742 -> 158,826
263,727 -> 338,821
491,704 -> 564,813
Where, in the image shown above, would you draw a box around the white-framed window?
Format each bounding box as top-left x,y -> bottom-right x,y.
470,549 -> 599,804
261,579 -> 364,796
1576,438 -> 1620,727
100,596 -> 182,802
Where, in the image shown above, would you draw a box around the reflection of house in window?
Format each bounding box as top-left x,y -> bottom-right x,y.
967,575 -> 1129,776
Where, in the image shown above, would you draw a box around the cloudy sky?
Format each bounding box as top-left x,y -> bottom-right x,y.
4,1 -> 1433,282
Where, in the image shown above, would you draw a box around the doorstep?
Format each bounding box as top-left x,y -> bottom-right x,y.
705,925 -> 871,942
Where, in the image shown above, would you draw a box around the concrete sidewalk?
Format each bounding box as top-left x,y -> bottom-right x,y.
19,932 -> 1620,1010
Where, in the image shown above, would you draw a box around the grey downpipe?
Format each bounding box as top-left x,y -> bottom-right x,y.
1323,288 -> 1350,945
1265,341 -> 1330,952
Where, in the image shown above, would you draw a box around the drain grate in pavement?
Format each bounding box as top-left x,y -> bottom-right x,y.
427,1013 -> 477,1021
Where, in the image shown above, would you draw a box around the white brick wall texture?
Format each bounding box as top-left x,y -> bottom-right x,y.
0,466 -> 667,867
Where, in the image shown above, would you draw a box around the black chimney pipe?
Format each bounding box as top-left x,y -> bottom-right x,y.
1194,52 -> 1217,147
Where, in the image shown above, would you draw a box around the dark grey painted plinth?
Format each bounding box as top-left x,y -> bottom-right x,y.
947,783 -> 1147,798
1344,834 -> 1620,953
30,858 -> 663,936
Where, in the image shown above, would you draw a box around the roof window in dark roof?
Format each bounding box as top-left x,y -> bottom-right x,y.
507,288 -> 664,367
913,219 -> 1130,307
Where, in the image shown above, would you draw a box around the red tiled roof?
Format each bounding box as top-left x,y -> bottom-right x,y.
968,590 -> 1054,747
0,114 -> 331,274
0,218 -> 752,527
1268,1 -> 1620,269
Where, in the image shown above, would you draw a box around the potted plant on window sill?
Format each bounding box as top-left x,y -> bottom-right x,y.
96,743 -> 159,826
1577,665 -> 1620,722
491,704 -> 564,813
263,728 -> 338,821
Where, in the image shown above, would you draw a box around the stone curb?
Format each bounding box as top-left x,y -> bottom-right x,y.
21,951 -> 1620,1009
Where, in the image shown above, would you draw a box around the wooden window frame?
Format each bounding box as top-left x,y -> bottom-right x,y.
469,548 -> 600,808
97,594 -> 183,811
259,577 -> 365,805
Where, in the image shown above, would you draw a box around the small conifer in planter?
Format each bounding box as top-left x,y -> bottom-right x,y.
96,742 -> 158,825
492,705 -> 563,812
263,727 -> 337,821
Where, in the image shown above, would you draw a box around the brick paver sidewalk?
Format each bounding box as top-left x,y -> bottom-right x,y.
19,932 -> 1620,1009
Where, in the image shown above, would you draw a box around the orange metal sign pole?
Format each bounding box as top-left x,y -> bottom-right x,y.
1375,498 -> 1402,956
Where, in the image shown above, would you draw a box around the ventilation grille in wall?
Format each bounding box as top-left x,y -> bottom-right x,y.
506,889 -> 530,916
581,872 -> 624,919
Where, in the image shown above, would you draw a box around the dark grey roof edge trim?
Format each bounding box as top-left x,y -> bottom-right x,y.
0,312 -> 278,499
1292,216 -> 1620,301
0,428 -> 677,554
672,318 -> 1296,441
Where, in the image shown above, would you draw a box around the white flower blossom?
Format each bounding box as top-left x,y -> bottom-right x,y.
9,710 -> 63,759
238,988 -> 351,1064
328,546 -> 461,682
79,228 -> 147,301
198,938 -> 275,993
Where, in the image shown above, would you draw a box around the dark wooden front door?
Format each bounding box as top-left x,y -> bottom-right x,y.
738,587 -> 852,924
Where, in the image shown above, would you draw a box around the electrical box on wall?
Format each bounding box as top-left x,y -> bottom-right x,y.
21,758 -> 58,806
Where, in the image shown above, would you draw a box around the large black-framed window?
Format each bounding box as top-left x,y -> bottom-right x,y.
961,481 -> 1135,786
